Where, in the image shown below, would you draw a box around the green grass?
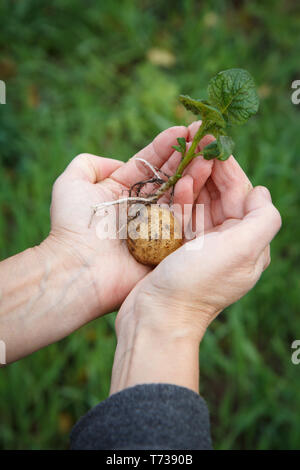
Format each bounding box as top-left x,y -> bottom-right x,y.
0,0 -> 300,449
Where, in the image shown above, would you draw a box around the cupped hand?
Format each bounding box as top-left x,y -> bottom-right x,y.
47,122 -> 211,318
116,136 -> 282,342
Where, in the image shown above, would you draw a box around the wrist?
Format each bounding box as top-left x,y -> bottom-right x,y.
0,236 -> 101,362
118,288 -> 213,345
41,230 -> 126,317
35,234 -> 101,324
111,305 -> 201,396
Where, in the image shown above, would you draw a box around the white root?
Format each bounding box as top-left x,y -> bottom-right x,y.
134,158 -> 162,179
89,197 -> 157,227
91,196 -> 156,213
89,159 -> 165,227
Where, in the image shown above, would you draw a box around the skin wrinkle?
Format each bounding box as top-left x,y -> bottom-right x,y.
9,241 -> 101,331
24,258 -> 51,320
29,258 -> 93,322
111,341 -> 136,393
111,314 -> 137,392
46,277 -> 99,325
0,254 -> 49,324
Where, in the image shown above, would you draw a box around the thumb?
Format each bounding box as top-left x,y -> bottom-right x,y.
64,153 -> 124,183
235,186 -> 282,257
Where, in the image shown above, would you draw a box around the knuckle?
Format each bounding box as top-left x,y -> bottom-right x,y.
264,255 -> 271,270
73,153 -> 88,163
266,204 -> 282,230
272,206 -> 282,230
52,174 -> 62,191
237,242 -> 257,264
263,246 -> 271,270
239,260 -> 258,283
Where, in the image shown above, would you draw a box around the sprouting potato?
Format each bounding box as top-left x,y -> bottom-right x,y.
93,69 -> 259,267
127,204 -> 183,266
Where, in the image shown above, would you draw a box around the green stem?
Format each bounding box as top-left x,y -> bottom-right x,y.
153,122 -> 207,199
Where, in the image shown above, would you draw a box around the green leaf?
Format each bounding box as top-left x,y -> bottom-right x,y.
203,141 -> 219,160
207,68 -> 259,125
172,137 -> 186,157
176,137 -> 186,152
172,138 -> 184,153
203,135 -> 235,161
179,95 -> 226,128
217,135 -> 235,160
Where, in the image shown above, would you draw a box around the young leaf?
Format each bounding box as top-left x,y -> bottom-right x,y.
203,135 -> 234,161
179,95 -> 226,128
202,141 -> 219,160
207,68 -> 259,125
172,137 -> 186,157
177,137 -> 186,152
217,135 -> 235,160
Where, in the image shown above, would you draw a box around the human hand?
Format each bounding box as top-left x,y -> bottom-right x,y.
116,147 -> 282,344
45,123 -> 213,322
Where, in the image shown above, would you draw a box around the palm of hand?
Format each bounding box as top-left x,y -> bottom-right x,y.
49,122 -> 216,313
116,137 -> 276,335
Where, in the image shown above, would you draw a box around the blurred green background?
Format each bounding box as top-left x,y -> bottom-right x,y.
0,0 -> 300,450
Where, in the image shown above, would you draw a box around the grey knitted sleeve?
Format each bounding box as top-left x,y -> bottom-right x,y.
70,383 -> 212,450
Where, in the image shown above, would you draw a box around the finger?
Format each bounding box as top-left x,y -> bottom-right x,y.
124,122 -> 214,200
146,140 -> 212,199
158,149 -> 182,179
171,175 -> 194,235
158,173 -> 193,207
182,156 -> 213,235
211,155 -> 253,220
63,153 -> 124,183
110,126 -> 188,188
206,177 -> 226,226
194,186 -> 213,231
228,186 -> 282,259
143,148 -> 182,198
156,128 -> 205,180
148,140 -> 202,195
182,156 -> 213,200
187,120 -> 216,149
212,218 -> 240,232
187,120 -> 202,141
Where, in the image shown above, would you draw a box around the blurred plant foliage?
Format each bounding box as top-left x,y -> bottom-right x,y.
0,0 -> 300,450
